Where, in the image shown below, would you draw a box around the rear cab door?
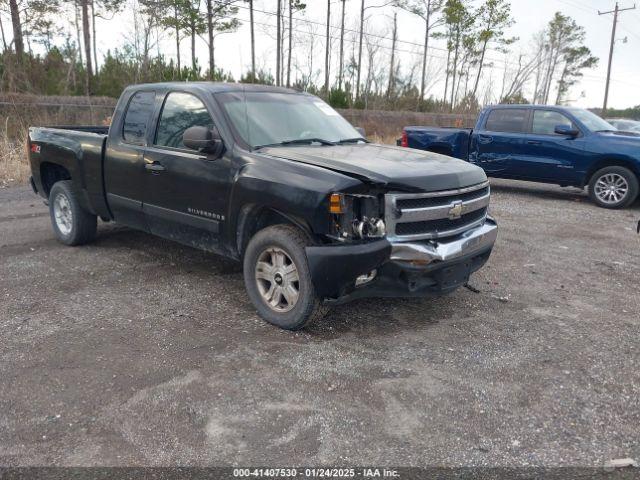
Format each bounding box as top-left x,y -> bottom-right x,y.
141,90 -> 233,252
104,88 -> 157,231
469,107 -> 530,176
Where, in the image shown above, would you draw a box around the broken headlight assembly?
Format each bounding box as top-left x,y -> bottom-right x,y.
328,192 -> 386,241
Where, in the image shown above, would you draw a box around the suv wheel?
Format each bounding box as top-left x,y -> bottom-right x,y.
588,166 -> 639,209
243,225 -> 328,330
49,180 -> 97,245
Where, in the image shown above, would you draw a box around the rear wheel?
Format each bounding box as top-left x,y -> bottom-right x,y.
243,225 -> 327,330
49,180 -> 97,245
588,166 -> 639,209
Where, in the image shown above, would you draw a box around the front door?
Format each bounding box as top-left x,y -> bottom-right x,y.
142,91 -> 231,252
515,109 -> 585,183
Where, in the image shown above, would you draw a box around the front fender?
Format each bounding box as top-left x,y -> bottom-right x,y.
306,239 -> 392,299
226,152 -> 363,247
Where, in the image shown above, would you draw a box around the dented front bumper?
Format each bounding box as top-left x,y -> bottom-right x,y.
306,218 -> 498,303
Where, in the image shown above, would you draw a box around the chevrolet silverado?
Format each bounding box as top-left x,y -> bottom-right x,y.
28,82 -> 497,329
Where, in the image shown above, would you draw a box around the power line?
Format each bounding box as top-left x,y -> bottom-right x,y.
598,2 -> 637,113
557,0 -> 640,41
235,2 -> 524,61
232,11 -> 629,85
234,2 -> 448,53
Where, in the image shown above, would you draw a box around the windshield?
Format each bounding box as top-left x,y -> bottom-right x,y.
568,108 -> 615,132
216,91 -> 362,148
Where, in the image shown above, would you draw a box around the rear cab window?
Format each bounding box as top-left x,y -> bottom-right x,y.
122,90 -> 156,145
484,108 -> 529,133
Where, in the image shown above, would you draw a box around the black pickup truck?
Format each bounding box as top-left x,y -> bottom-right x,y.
28,82 -> 497,330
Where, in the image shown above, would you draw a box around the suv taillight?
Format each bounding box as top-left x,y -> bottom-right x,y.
401,130 -> 408,148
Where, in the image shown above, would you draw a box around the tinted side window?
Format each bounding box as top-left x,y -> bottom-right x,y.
155,92 -> 213,149
532,110 -> 573,135
485,109 -> 528,133
123,91 -> 155,144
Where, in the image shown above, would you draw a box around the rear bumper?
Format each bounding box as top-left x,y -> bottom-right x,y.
306,219 -> 497,303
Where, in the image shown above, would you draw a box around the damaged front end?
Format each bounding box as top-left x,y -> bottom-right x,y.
306,182 -> 498,303
306,190 -> 391,299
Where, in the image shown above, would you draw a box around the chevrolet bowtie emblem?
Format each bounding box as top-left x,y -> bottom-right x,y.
448,201 -> 464,220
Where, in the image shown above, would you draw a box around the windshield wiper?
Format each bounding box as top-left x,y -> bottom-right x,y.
336,137 -> 368,144
595,129 -> 618,133
255,138 -> 336,149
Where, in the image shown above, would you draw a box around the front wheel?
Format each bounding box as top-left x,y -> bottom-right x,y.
243,225 -> 327,330
588,166 -> 639,209
49,180 -> 97,245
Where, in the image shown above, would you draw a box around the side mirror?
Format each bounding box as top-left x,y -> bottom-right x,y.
355,126 -> 366,138
183,126 -> 224,157
554,124 -> 579,137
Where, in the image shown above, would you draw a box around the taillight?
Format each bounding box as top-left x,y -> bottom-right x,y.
401,130 -> 408,148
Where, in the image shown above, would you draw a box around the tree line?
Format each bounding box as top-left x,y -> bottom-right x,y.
0,0 -> 602,112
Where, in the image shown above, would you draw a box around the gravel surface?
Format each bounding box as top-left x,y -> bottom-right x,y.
1,179 -> 639,467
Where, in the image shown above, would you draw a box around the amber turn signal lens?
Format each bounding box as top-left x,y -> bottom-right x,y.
329,193 -> 344,214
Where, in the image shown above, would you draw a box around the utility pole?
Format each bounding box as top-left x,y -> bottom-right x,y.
599,2 -> 636,115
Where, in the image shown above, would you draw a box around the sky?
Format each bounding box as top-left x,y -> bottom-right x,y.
72,0 -> 640,108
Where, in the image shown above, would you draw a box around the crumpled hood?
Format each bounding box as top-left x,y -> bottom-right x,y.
259,143 -> 487,192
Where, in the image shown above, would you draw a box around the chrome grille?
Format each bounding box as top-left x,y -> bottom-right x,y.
385,181 -> 490,241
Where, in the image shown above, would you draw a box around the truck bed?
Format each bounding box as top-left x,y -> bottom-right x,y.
28,126 -> 110,219
402,126 -> 472,160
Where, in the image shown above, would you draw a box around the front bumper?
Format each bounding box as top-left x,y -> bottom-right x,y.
306,219 -> 498,303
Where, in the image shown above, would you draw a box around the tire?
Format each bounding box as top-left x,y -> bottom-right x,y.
243,224 -> 328,330
49,180 -> 97,246
588,166 -> 639,209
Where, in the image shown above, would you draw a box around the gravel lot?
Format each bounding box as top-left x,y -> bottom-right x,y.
1,179 -> 639,467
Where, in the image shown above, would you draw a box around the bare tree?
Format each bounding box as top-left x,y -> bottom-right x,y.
287,0 -> 293,87
293,20 -> 321,91
338,0 -> 346,89
386,11 -> 397,98
0,15 -> 7,51
395,0 -> 444,105
356,0 -> 364,100
500,54 -> 534,102
204,0 -> 239,79
91,0 -> 97,70
324,0 -> 330,92
8,0 -> 23,55
276,0 -> 281,85
362,24 -> 386,107
81,0 -> 93,94
286,1 -> 305,87
89,0 -> 126,73
248,0 -> 255,81
74,0 -> 83,65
